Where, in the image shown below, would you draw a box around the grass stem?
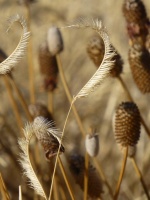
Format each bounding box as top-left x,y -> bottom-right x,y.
0,173 -> 10,200
84,152 -> 89,200
8,74 -> 33,121
3,75 -> 23,135
131,158 -> 150,200
48,92 -> 53,114
114,146 -> 128,200
58,157 -> 75,200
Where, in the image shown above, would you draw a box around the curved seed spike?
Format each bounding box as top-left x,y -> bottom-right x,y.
18,123 -> 47,199
0,14 -> 30,74
64,18 -> 115,100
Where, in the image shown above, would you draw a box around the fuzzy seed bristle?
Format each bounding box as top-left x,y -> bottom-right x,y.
33,116 -> 65,160
114,102 -> 141,147
128,43 -> 150,93
69,153 -> 103,198
38,41 -> 58,91
47,26 -> 64,55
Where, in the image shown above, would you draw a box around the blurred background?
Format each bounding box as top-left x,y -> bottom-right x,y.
0,0 -> 150,199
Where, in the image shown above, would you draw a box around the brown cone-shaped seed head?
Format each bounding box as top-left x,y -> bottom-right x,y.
128,43 -> 150,93
69,153 -> 103,198
110,45 -> 123,77
122,0 -> 148,24
33,116 -> 65,160
122,0 -> 149,44
28,102 -> 53,121
47,26 -> 63,55
114,102 -> 141,147
38,41 -> 58,91
85,130 -> 99,157
87,35 -> 105,67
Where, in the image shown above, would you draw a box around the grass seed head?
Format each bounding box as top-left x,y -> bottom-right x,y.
47,26 -> 64,56
33,116 -> 65,160
114,102 -> 141,147
128,43 -> 150,93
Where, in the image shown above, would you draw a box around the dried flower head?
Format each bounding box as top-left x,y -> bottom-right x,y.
122,0 -> 149,44
38,41 -> 58,91
28,102 -> 53,121
87,35 -> 105,67
69,153 -> 103,198
47,26 -> 64,56
33,116 -> 65,160
128,43 -> 150,93
85,128 -> 99,157
114,102 -> 141,147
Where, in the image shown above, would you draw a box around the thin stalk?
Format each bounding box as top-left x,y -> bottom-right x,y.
0,173 -> 10,200
55,54 -> 113,198
114,147 -> 128,200
58,157 -> 75,200
93,158 -> 114,199
131,158 -> 150,200
84,152 -> 89,200
26,4 -> 35,103
117,76 -> 150,138
48,92 -> 53,114
56,54 -> 85,137
49,100 -> 74,200
19,185 -> 22,200
53,178 -> 59,200
8,75 -> 33,121
3,75 -> 23,135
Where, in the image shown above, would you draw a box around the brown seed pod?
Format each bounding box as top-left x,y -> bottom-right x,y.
122,0 -> 148,24
87,35 -> 105,67
38,41 -> 58,91
0,49 -> 7,62
122,0 -> 149,44
114,102 -> 141,147
85,129 -> 99,157
33,116 -> 65,160
47,26 -> 64,56
28,102 -> 53,121
128,43 -> 150,93
69,153 -> 103,198
87,35 -> 123,77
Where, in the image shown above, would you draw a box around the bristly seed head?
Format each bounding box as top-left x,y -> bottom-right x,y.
128,43 -> 150,93
113,102 -> 141,148
33,116 -> 65,160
